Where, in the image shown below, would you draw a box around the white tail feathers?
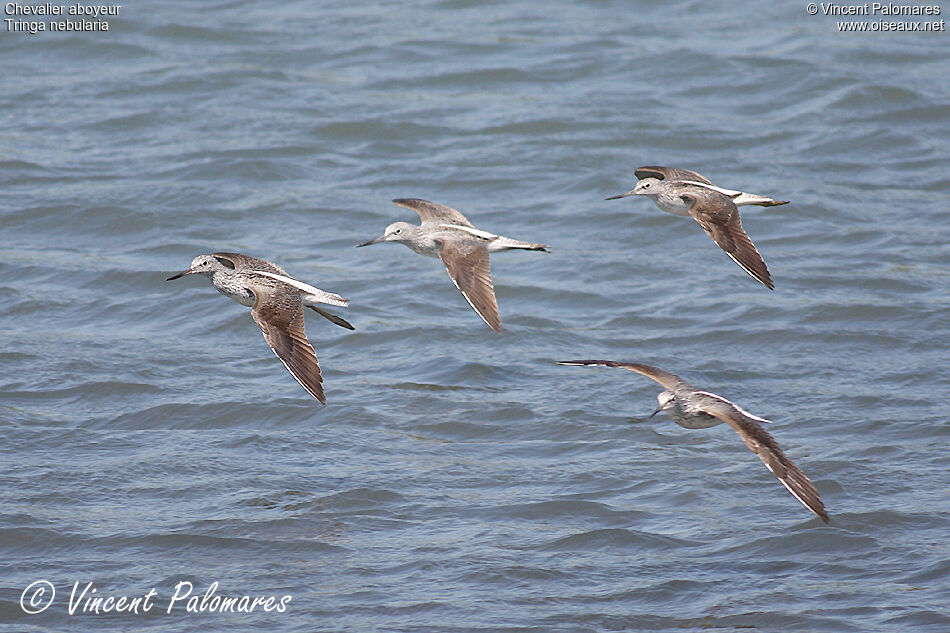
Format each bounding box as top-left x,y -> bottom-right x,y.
732,192 -> 789,207
305,291 -> 348,308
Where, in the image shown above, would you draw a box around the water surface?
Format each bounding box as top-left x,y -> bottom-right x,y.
1,1 -> 949,631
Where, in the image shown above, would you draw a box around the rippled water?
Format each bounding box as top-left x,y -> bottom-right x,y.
2,1 -> 949,631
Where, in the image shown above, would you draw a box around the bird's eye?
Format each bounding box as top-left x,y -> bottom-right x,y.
394,229 -> 402,234
643,183 -> 651,188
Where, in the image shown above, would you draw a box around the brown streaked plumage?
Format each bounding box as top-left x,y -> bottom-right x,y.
680,186 -> 774,290
251,285 -> 326,404
557,359 -> 829,523
357,198 -> 547,333
610,165 -> 789,207
607,165 -> 786,288
167,253 -> 353,405
438,237 -> 500,333
608,173 -> 775,289
213,252 -> 355,330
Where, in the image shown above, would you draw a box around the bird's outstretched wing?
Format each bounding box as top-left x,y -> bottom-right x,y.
437,237 -> 500,333
212,252 -> 288,275
249,284 -> 326,405
699,396 -> 829,523
392,198 -> 475,228
635,165 -> 713,185
555,360 -> 688,391
680,188 -> 774,289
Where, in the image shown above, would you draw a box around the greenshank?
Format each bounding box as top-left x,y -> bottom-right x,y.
167,252 -> 352,405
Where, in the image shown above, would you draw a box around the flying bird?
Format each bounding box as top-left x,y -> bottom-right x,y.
557,359 -> 829,523
607,165 -> 783,289
608,165 -> 789,212
167,252 -> 353,404
358,198 -> 548,333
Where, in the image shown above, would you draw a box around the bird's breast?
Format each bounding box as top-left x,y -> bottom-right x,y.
212,275 -> 256,307
410,242 -> 442,258
667,401 -> 722,429
655,197 -> 693,217
672,412 -> 723,429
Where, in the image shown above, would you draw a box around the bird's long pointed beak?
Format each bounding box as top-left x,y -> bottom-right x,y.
648,406 -> 663,419
605,189 -> 636,201
166,268 -> 196,281
357,235 -> 385,247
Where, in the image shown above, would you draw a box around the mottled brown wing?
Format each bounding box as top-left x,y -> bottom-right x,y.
700,398 -> 829,523
392,198 -> 475,228
437,237 -> 501,333
213,252 -> 288,275
635,165 -> 713,185
682,189 -> 774,290
249,286 -> 326,405
555,360 -> 687,390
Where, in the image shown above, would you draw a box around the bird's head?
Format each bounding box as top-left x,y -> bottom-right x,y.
166,254 -> 230,281
606,177 -> 663,200
649,390 -> 676,418
357,222 -> 418,247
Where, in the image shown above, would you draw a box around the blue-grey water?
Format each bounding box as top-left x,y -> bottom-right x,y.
2,1 -> 949,631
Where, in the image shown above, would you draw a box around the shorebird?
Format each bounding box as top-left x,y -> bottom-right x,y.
607,166 -> 781,289
167,252 -> 353,405
557,360 -> 829,523
358,198 -> 548,333
608,166 -> 789,213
